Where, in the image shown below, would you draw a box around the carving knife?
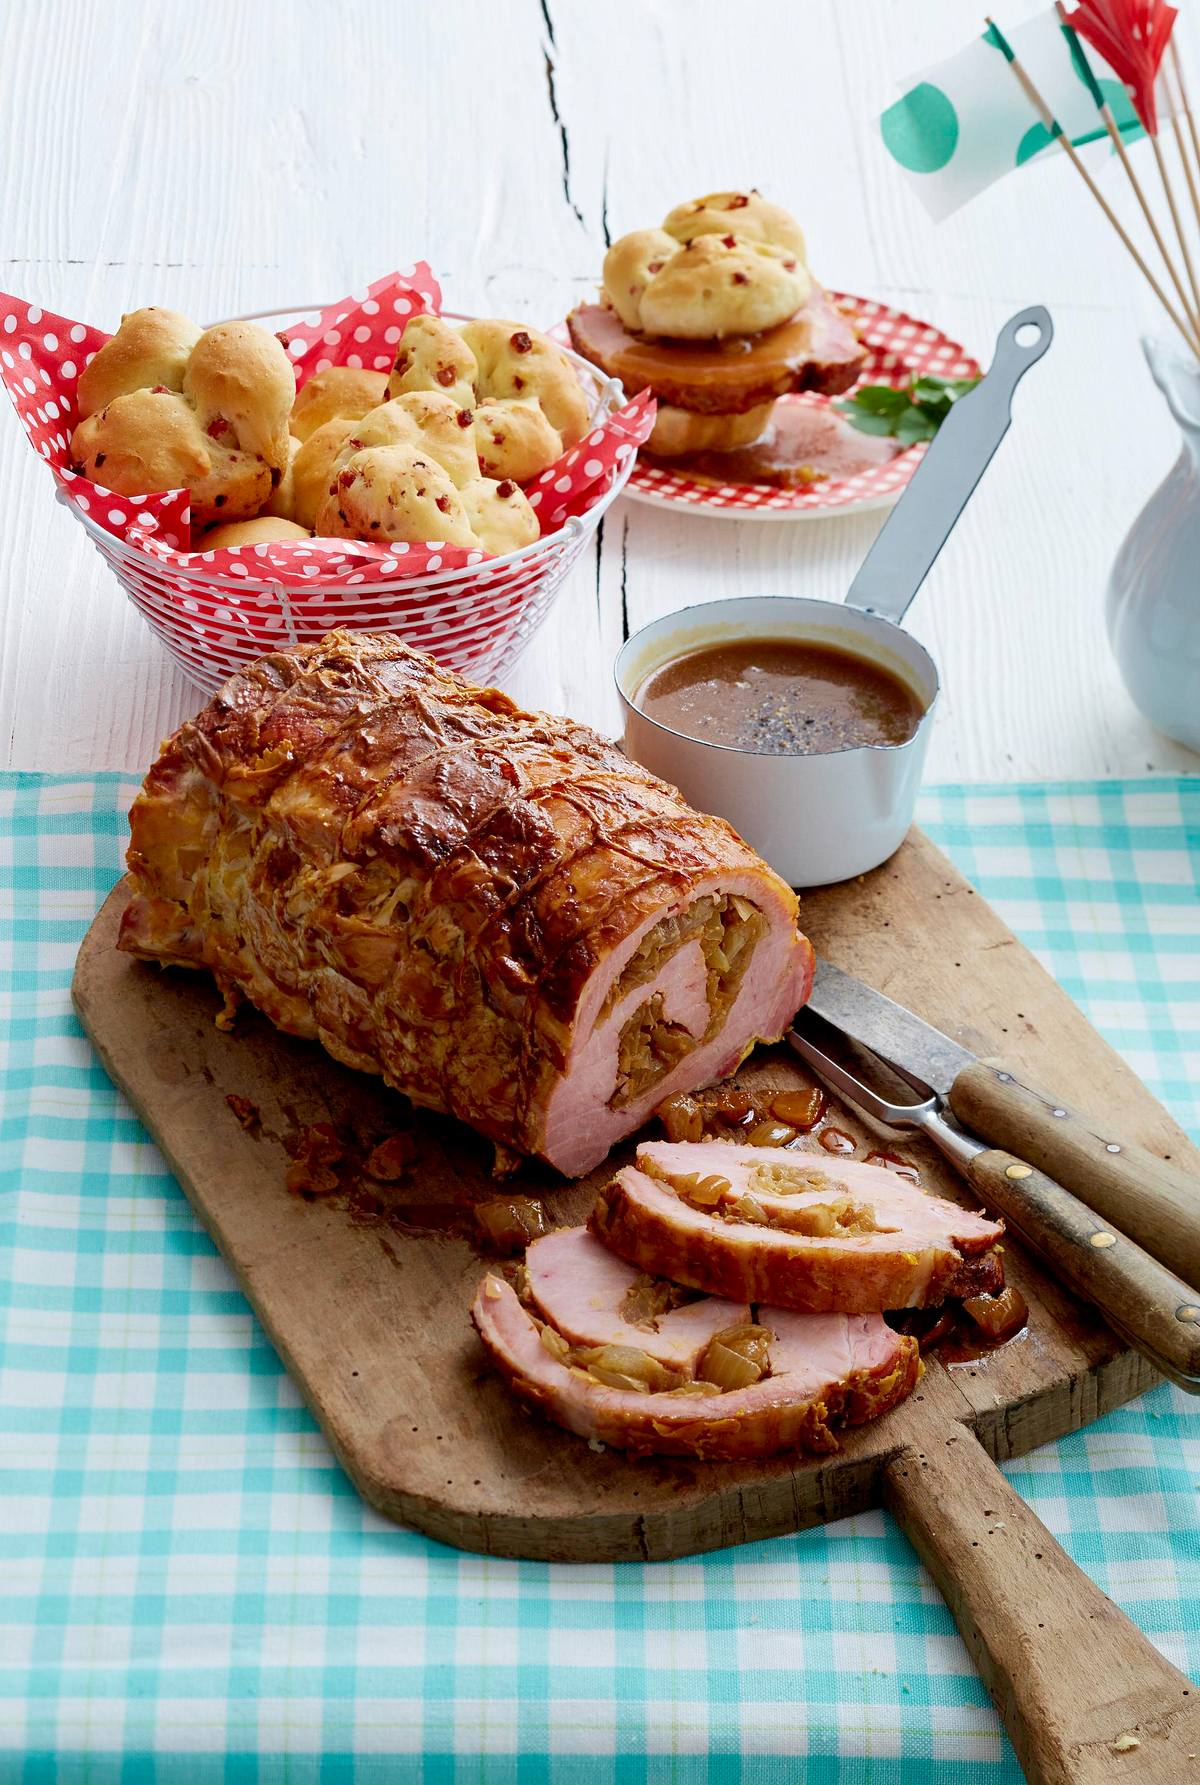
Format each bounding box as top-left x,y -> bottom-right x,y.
788,1009 -> 1200,1391
799,956 -> 1200,1292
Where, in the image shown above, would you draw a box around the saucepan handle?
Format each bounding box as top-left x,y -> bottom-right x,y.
844,304 -> 1053,627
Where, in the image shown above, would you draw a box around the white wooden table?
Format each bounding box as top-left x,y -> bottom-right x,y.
2,0 -> 1197,780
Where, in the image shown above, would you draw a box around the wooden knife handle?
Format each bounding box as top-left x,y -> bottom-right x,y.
964,1148 -> 1200,1390
950,1060 -> 1200,1291
884,1423 -> 1200,1783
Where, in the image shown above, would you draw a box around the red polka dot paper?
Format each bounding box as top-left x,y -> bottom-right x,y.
621,295 -> 980,517
0,268 -> 655,581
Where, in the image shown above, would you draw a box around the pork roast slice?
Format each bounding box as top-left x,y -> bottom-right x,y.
118,631 -> 813,1176
566,286 -> 866,414
472,1226 -> 919,1460
523,1225 -> 750,1368
589,1141 -> 1005,1313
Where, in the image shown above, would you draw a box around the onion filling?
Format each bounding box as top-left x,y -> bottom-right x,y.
607,894 -> 766,1110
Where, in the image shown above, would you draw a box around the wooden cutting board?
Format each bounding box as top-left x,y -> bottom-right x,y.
73,826 -> 1184,1560
74,827 -> 1200,1779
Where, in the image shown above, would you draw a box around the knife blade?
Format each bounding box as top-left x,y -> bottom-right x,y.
805,958 -> 975,1097
798,957 -> 1200,1293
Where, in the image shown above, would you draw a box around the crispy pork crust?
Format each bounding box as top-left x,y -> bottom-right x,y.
118,631 -> 812,1174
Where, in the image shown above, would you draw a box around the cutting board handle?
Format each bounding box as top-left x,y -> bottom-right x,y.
883,1424 -> 1200,1782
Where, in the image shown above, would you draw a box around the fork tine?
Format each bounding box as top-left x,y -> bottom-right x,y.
788,1018 -> 940,1132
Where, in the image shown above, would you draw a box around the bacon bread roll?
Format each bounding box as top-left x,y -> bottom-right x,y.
289,366 -> 389,443
662,189 -> 808,259
70,308 -> 294,523
386,313 -> 589,484
267,368 -> 392,526
603,206 -> 811,342
313,391 -> 538,554
316,443 -> 476,547
199,516 -> 310,550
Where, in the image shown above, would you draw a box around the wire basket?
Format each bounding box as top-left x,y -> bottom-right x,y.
60,308 -> 630,695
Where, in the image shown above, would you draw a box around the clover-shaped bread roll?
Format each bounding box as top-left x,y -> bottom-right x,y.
604,231 -> 809,341
334,392 -> 480,489
268,367 -> 392,525
316,444 -> 477,547
602,229 -> 682,333
77,307 -> 201,411
314,389 -> 539,555
288,391 -> 475,533
387,314 -> 477,411
201,516 -> 310,549
386,314 -> 589,483
459,319 -> 590,482
460,477 -> 541,556
289,366 -> 389,443
643,235 -> 810,340
662,190 -> 807,261
70,308 -> 294,523
648,401 -> 775,458
602,192 -> 811,341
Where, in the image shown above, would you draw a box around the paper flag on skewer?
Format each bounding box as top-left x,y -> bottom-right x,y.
880,4 -> 1152,218
1071,0 -> 1178,132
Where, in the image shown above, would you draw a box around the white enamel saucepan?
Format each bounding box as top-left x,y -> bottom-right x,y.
616,307 -> 1053,887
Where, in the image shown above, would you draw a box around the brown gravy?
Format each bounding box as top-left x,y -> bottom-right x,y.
636,636 -> 924,756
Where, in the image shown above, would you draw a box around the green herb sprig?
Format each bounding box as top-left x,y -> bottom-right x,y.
837,372 -> 980,446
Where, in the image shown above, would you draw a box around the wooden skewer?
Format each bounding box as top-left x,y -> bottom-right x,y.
985,17 -> 1200,358
1167,38 -> 1200,246
1053,3 -> 1200,342
1148,123 -> 1200,331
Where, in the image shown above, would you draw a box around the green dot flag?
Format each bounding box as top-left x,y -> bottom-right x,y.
881,84 -> 960,174
879,4 -> 1160,221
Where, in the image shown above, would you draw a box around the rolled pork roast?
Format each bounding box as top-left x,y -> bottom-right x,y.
119,631 -> 813,1175
472,1225 -> 920,1459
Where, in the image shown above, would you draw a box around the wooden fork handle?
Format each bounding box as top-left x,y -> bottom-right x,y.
884,1423 -> 1200,1783
961,1148 -> 1200,1391
949,1059 -> 1200,1292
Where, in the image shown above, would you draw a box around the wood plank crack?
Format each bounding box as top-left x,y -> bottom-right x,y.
538,0 -> 585,228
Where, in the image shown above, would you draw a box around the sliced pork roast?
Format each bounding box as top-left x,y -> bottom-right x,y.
472,1226 -> 919,1459
118,631 -> 813,1175
590,1141 -> 1005,1313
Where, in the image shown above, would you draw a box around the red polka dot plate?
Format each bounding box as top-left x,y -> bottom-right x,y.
570,295 -> 980,522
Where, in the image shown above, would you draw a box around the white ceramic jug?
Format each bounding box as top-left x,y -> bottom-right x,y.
1106,338 -> 1200,753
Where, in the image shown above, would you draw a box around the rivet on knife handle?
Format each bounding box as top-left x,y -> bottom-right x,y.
949,1060 -> 1200,1294
962,1147 -> 1200,1390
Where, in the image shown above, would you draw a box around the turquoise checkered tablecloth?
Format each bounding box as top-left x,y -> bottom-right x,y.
1,772 -> 1198,1781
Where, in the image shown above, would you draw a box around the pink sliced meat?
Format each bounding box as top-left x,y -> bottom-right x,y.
523,1226 -> 750,1368
590,1142 -> 1004,1313
472,1227 -> 920,1460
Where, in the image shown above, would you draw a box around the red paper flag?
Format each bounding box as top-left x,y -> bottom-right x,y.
1068,0 -> 1179,132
